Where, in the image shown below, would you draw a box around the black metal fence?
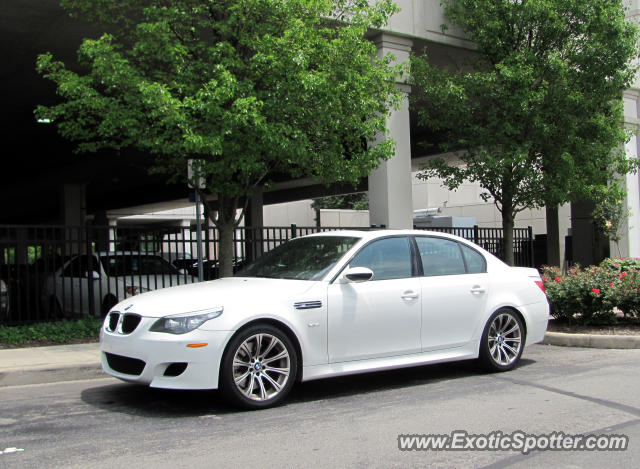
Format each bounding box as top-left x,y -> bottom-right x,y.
0,223 -> 533,324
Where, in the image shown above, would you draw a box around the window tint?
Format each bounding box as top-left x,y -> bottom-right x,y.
416,237 -> 466,276
461,244 -> 486,273
350,237 -> 412,281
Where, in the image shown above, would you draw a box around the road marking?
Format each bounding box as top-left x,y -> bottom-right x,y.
1,447 -> 25,455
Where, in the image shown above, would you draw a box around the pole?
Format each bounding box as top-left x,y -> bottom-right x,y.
195,189 -> 204,282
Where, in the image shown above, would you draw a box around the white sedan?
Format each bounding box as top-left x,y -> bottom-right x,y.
100,230 -> 548,409
45,251 -> 194,317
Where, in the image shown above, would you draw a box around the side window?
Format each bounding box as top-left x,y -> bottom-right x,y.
416,237 -> 466,277
350,237 -> 412,281
62,255 -> 88,278
460,244 -> 486,273
62,255 -> 98,278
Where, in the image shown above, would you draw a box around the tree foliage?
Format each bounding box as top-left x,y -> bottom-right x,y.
410,0 -> 639,265
36,0 -> 402,276
312,192 -> 369,210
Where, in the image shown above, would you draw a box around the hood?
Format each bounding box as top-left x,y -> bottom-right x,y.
112,276 -> 319,318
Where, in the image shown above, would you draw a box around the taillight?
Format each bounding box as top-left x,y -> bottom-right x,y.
535,280 -> 546,293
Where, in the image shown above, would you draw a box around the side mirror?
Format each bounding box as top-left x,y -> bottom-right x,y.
341,267 -> 374,283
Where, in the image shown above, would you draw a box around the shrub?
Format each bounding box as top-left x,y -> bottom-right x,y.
542,258 -> 640,324
0,317 -> 102,346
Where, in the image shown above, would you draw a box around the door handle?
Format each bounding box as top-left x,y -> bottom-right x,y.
470,285 -> 486,294
401,290 -> 419,300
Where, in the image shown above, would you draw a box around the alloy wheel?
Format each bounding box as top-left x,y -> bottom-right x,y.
487,312 -> 522,366
231,333 -> 291,402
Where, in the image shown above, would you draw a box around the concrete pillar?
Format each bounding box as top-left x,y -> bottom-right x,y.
61,184 -> 86,255
245,188 -> 264,261
571,201 -> 609,266
108,219 -> 117,252
545,204 -> 571,267
246,188 -> 264,228
615,89 -> 640,258
62,183 -> 86,227
368,34 -> 413,229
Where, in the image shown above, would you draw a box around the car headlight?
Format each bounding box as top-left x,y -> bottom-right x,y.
149,307 -> 224,334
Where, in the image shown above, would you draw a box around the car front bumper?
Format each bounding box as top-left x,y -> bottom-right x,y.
100,317 -> 233,390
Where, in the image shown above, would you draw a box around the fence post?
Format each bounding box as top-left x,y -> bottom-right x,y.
473,225 -> 479,245
291,224 -> 297,239
85,225 -> 96,317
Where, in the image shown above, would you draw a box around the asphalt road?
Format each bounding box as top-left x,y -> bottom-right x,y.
1,344 -> 639,468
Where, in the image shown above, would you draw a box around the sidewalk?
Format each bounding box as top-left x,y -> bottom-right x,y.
0,342 -> 103,387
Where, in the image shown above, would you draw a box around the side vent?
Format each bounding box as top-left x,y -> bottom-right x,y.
294,300 -> 322,310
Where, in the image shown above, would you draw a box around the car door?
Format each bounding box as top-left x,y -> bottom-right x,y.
415,236 -> 489,351
57,254 -> 101,315
327,236 -> 422,362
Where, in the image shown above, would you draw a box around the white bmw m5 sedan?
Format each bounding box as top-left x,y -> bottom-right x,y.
100,230 -> 549,409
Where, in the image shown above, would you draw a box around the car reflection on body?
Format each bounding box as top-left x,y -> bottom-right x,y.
100,230 -> 549,409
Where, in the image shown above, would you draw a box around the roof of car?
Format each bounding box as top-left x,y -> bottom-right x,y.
302,229 -> 467,241
95,251 -> 164,257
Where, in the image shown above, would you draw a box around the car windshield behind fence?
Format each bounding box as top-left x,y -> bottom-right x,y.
101,255 -> 180,276
237,236 -> 360,280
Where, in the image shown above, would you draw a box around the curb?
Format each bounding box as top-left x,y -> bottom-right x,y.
0,363 -> 105,387
543,331 -> 640,349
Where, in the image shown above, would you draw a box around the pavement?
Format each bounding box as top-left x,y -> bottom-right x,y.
1,330 -> 640,388
0,342 -> 103,387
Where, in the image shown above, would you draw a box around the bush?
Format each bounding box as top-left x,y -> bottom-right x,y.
542,258 -> 640,324
0,317 -> 102,346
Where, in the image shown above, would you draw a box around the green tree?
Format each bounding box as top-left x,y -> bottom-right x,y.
411,0 -> 638,265
36,0 -> 402,277
312,192 -> 369,210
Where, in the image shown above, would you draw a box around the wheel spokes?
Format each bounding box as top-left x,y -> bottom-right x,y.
488,313 -> 522,366
232,333 -> 291,401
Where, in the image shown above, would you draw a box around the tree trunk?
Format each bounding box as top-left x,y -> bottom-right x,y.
502,210 -> 515,266
213,196 -> 238,278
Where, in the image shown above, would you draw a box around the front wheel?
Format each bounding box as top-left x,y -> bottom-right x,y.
479,309 -> 524,372
220,324 -> 298,410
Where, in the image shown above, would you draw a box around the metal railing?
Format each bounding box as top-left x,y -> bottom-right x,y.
0,223 -> 533,323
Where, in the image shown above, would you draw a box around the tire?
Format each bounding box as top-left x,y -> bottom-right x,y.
479,308 -> 524,372
220,324 -> 298,410
101,295 -> 118,317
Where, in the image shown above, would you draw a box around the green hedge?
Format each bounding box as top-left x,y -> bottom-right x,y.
542,258 -> 640,324
0,317 -> 103,346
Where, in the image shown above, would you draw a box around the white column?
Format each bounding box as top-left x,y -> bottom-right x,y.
616,90 -> 640,258
108,219 -> 117,252
368,34 -> 413,229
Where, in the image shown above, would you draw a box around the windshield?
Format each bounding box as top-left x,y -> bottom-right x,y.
237,235 -> 360,280
101,255 -> 180,276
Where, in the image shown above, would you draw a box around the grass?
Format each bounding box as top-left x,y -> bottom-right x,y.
0,317 -> 103,347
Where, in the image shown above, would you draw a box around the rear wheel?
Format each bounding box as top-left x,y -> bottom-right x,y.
479,309 -> 524,372
220,324 -> 297,410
